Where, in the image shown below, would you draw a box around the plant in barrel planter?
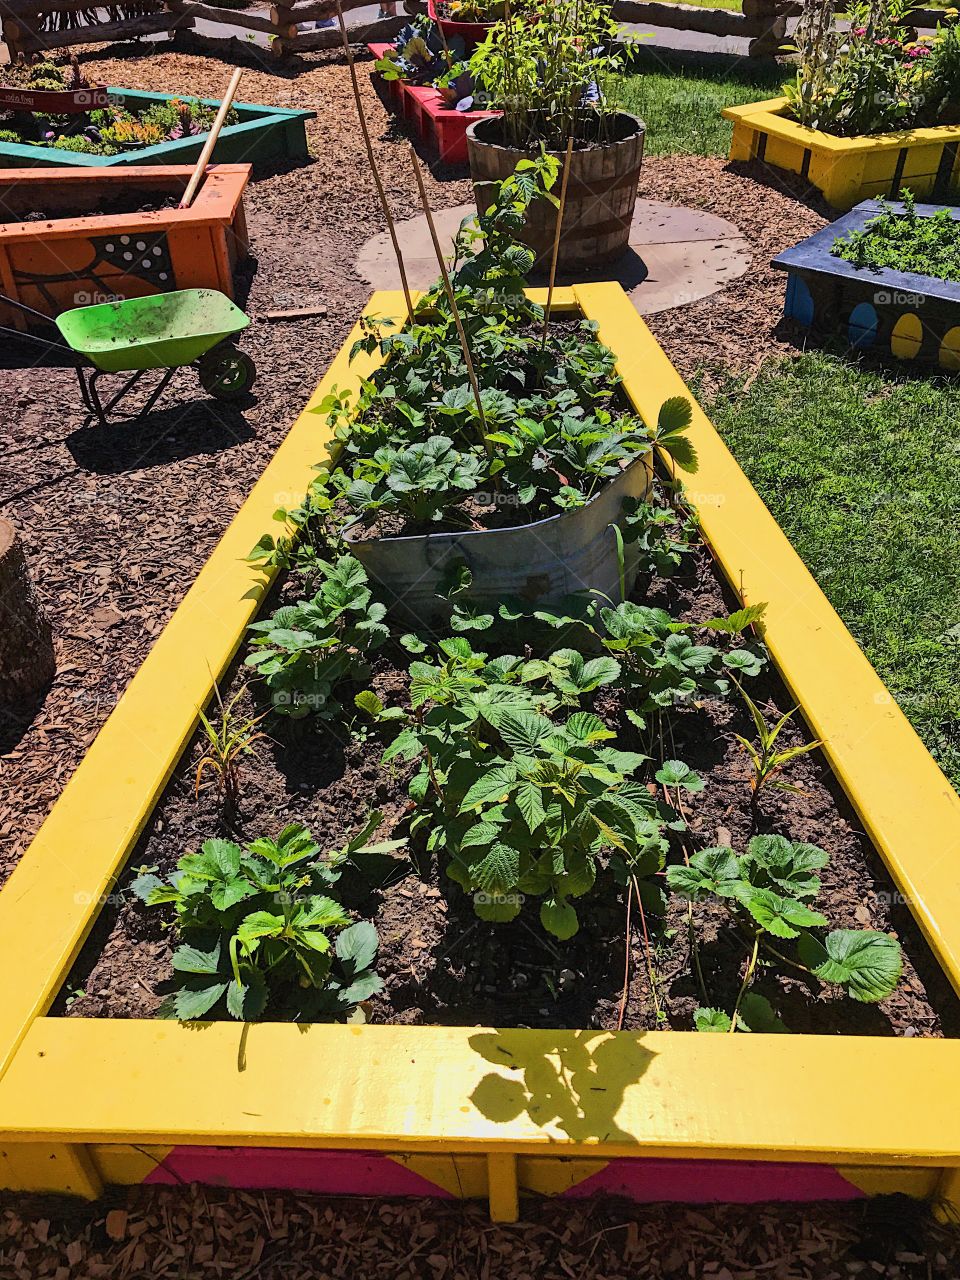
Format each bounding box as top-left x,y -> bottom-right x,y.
255,158 -> 694,626
466,0 -> 645,267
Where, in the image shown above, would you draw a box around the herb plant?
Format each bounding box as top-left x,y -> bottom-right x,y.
194,683 -> 267,815
733,681 -> 823,805
667,834 -> 903,1030
783,0 -> 956,136
832,190 -> 960,283
132,819 -> 399,1022
470,0 -> 631,148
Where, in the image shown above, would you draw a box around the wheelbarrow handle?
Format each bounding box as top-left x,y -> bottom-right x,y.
0,291 -> 80,357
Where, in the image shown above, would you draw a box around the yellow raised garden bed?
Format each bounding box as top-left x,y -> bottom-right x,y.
1,285 -> 960,1218
725,96 -> 960,211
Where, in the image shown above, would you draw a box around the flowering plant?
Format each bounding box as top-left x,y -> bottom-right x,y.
783,0 -> 960,136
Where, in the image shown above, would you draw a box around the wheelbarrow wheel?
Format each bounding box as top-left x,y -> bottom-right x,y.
197,346 -> 256,401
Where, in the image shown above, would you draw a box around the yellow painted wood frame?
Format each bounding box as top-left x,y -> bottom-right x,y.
724,97 -> 960,210
1,285 -> 960,1218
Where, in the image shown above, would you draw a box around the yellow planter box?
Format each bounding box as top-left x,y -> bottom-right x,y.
1,284 -> 960,1217
724,96 -> 960,211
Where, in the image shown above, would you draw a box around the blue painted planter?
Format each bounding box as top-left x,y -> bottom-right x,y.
773,199 -> 960,369
0,87 -> 315,169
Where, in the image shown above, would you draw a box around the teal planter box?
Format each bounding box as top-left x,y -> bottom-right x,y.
0,88 -> 315,168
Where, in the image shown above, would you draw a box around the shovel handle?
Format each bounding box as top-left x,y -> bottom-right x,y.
178,66 -> 244,210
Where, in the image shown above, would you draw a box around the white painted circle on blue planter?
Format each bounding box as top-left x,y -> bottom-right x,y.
785,274 -> 814,328
848,302 -> 878,349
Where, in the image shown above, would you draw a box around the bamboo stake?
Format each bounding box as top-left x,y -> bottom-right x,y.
407,143 -> 486,434
179,66 -> 243,210
432,8 -> 454,69
541,137 -> 574,349
336,0 -> 414,324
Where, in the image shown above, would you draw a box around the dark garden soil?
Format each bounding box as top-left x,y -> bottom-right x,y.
0,193 -> 181,223
59,500 -> 960,1037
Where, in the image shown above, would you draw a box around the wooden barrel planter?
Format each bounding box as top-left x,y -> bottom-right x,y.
465,112 -> 645,268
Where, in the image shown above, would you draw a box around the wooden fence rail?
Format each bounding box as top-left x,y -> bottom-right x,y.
0,0 -> 787,70
0,0 -> 432,59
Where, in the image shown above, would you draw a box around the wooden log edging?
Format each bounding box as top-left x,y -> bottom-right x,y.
0,519 -> 55,711
1,7 -> 175,57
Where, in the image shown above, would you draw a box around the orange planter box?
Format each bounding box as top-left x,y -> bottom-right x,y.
0,163 -> 251,328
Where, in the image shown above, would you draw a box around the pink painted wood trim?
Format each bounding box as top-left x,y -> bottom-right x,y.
562,1158 -> 866,1204
144,1147 -> 455,1197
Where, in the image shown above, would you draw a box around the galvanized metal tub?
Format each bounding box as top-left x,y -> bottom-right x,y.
344,456 -> 651,625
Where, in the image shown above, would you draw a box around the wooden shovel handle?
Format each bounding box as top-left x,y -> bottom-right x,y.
178,67 -> 244,210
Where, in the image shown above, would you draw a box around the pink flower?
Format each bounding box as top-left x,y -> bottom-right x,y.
852,24 -> 867,34
905,43 -> 931,56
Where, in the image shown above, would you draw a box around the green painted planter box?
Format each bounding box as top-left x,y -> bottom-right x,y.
0,87 -> 315,169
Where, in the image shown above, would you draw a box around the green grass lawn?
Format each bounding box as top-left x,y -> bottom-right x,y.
702,353 -> 960,791
615,52 -> 784,156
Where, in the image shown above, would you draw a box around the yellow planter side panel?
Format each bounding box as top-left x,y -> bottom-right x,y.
839,1166 -> 940,1199
574,281 -> 960,993
4,1019 -> 960,1168
89,1144 -> 174,1185
815,152 -> 867,210
0,1143 -> 102,1198
761,131 -> 807,178
728,119 -> 755,163
389,1154 -> 488,1198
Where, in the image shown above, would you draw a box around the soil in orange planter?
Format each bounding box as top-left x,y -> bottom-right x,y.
0,192 -> 181,224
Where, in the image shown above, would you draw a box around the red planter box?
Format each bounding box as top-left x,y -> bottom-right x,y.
369,43 -> 498,165
0,85 -> 111,114
426,0 -> 495,49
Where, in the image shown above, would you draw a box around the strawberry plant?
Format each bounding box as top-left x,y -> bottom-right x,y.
667,834 -> 903,1030
526,599 -> 767,729
336,434 -> 485,525
132,819 -> 400,1022
360,638 -> 695,938
244,555 -> 389,718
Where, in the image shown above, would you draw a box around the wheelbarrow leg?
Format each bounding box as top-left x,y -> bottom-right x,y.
75,366 -> 107,429
76,366 -> 180,427
131,367 -> 178,421
100,368 -> 148,416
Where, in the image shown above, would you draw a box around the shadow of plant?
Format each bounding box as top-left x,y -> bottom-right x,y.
468,1028 -> 655,1145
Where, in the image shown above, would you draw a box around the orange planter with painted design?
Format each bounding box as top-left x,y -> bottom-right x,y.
0,163 -> 250,327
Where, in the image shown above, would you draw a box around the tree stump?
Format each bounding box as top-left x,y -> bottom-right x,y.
0,519 -> 55,708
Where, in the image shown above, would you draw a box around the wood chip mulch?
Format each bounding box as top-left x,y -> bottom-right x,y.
2,1186 -> 960,1279
0,47 -> 824,886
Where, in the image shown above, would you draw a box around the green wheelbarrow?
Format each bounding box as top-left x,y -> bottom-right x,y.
0,288 -> 256,427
